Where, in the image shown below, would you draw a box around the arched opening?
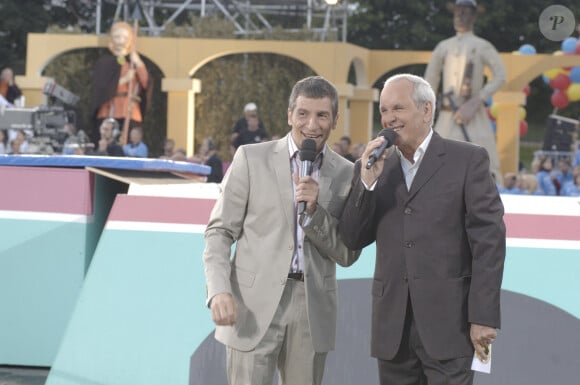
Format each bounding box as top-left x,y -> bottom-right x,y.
42,48 -> 167,156
191,52 -> 315,161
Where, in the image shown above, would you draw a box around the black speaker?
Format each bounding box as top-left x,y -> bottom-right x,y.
542,115 -> 578,152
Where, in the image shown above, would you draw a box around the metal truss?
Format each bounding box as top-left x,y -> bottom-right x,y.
87,0 -> 349,41
72,0 -> 352,41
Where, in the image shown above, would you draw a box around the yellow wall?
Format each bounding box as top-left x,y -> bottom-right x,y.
18,34 -> 580,172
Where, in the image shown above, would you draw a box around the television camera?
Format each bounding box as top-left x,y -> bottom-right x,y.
0,81 -> 80,154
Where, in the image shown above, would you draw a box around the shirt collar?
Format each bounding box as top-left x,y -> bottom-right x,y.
396,129 -> 433,164
287,134 -> 325,166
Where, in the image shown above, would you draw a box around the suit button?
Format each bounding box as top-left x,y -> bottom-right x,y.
405,241 -> 415,248
404,207 -> 412,215
403,274 -> 408,282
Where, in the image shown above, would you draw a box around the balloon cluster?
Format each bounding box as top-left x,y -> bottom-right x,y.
537,30 -> 580,110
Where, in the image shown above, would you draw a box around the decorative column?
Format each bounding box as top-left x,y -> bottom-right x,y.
494,91 -> 526,176
161,78 -> 201,157
349,87 -> 378,144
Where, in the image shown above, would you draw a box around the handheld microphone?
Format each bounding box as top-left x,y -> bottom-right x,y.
365,129 -> 397,169
298,139 -> 317,214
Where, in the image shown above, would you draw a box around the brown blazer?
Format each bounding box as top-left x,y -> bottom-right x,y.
339,132 -> 505,361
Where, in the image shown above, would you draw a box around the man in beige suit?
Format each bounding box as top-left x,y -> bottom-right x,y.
203,76 -> 360,385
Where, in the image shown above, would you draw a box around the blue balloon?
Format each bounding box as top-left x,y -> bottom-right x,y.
490,120 -> 497,134
542,75 -> 550,85
518,44 -> 536,55
561,37 -> 577,53
570,67 -> 580,83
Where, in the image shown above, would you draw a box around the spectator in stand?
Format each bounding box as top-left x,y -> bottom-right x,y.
62,122 -> 92,155
331,142 -> 343,155
195,137 -> 223,183
8,130 -> 28,154
171,148 -> 187,161
498,172 -> 521,194
231,102 -> 267,141
89,118 -> 124,157
123,126 -> 148,157
560,166 -> 580,196
339,135 -> 355,162
518,173 -> 543,195
573,148 -> 580,167
553,158 -> 573,194
231,103 -> 268,150
0,67 -> 22,105
160,138 -> 175,159
0,129 -> 8,154
351,142 -> 366,161
232,113 -> 268,149
535,156 -> 557,196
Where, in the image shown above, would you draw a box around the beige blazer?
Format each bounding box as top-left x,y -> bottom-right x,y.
203,135 -> 360,352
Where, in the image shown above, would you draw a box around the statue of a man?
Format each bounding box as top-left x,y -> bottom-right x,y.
425,0 -> 506,181
92,21 -> 150,145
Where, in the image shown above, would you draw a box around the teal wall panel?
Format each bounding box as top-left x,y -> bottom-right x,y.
0,219 -> 89,366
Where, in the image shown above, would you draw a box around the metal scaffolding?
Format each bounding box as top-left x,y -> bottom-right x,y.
85,0 -> 349,41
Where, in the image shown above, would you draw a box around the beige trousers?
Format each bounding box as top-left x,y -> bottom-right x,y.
226,279 -> 327,385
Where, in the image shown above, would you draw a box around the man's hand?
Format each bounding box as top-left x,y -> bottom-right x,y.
210,293 -> 237,326
293,172 -> 319,215
470,323 -> 497,362
454,96 -> 482,125
360,136 -> 389,187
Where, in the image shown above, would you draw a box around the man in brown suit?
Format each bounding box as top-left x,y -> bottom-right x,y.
339,74 -> 505,385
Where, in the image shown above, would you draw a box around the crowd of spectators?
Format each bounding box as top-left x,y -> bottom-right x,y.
498,154 -> 580,197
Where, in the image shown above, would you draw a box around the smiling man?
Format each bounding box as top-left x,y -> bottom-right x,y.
339,74 -> 505,385
203,76 -> 360,385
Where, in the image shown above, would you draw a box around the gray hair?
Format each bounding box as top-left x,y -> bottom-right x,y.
384,74 -> 436,125
288,76 -> 339,120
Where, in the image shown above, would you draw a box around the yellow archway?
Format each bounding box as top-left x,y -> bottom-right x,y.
19,34 -> 580,174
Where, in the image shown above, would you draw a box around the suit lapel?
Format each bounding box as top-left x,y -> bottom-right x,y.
318,145 -> 336,203
272,136 -> 295,232
405,132 -> 446,204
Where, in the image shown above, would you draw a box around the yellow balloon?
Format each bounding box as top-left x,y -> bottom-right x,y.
543,68 -> 565,80
566,83 -> 580,102
519,106 -> 527,120
553,50 -> 563,56
490,103 -> 500,119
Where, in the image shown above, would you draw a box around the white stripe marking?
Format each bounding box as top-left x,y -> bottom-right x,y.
0,210 -> 91,223
507,238 -> 580,250
106,220 -> 206,234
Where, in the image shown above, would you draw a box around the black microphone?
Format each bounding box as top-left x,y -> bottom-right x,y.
365,129 -> 398,169
298,139 -> 317,214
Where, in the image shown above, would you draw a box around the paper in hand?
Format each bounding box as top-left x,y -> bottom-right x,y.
471,344 -> 491,373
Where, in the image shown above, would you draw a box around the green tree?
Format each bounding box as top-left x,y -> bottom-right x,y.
0,0 -> 51,72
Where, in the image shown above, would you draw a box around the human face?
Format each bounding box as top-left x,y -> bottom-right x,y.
379,79 -> 432,158
453,5 -> 476,33
100,122 -> 114,140
288,95 -> 337,153
110,26 -> 132,56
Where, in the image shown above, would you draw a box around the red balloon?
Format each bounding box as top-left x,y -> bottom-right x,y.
550,73 -> 571,90
551,91 -> 569,109
576,41 -> 580,55
519,120 -> 528,137
523,84 -> 531,96
486,106 -> 494,120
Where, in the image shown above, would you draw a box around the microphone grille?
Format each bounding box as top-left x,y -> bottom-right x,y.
378,129 -> 397,143
299,139 -> 317,162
